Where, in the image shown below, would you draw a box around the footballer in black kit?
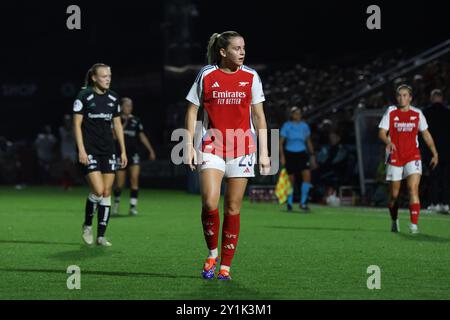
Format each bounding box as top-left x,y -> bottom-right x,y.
113,97 -> 156,216
74,87 -> 120,174
117,114 -> 144,168
73,63 -> 127,247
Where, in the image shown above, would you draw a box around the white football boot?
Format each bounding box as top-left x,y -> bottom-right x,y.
97,237 -> 112,246
112,202 -> 120,216
129,207 -> 138,216
82,224 -> 93,245
409,223 -> 419,234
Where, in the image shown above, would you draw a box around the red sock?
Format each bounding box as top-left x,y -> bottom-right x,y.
409,203 -> 420,225
201,208 -> 220,250
388,202 -> 399,220
220,214 -> 240,267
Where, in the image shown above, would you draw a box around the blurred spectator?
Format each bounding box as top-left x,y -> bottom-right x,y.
34,125 -> 56,185
11,140 -> 33,189
314,130 -> 351,201
371,146 -> 389,206
59,114 -> 77,190
0,136 -> 16,185
422,89 -> 450,212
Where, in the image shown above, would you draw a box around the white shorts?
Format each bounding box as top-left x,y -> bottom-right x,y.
386,160 -> 422,181
197,152 -> 256,178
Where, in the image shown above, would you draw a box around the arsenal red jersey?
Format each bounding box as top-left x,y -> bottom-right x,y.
378,105 -> 428,166
186,65 -> 265,158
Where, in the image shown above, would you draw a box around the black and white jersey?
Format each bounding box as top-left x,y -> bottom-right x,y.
73,87 -> 120,155
122,115 -> 144,155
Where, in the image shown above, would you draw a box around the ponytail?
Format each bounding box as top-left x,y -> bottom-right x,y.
206,33 -> 221,65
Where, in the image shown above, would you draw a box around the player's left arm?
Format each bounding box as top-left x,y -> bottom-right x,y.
251,102 -> 270,175
113,116 -> 128,168
421,129 -> 438,169
139,132 -> 156,161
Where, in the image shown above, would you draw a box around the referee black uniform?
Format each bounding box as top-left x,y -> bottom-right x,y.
423,101 -> 450,208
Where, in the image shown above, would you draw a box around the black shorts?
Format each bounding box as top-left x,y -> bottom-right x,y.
285,150 -> 310,175
117,152 -> 140,170
80,153 -> 117,175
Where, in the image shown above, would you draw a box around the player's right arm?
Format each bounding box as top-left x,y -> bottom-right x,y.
185,67 -> 207,171
378,129 -> 395,152
378,107 -> 396,153
73,93 -> 89,165
73,114 -> 88,165
184,103 -> 199,171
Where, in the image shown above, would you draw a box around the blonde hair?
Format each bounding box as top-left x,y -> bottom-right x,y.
396,84 -> 413,96
120,97 -> 133,105
206,31 -> 242,65
83,63 -> 110,88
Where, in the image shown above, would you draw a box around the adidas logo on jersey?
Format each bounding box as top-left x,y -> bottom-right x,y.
394,116 -> 399,121
211,82 -> 220,88
243,167 -> 251,173
108,102 -> 114,107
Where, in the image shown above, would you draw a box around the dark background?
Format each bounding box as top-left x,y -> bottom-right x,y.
0,0 -> 448,145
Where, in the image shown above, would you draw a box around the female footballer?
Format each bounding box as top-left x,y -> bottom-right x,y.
113,97 -> 156,216
280,106 -> 317,212
378,84 -> 438,234
73,63 -> 127,246
185,31 -> 270,280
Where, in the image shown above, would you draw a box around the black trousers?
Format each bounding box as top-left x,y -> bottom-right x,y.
428,161 -> 450,205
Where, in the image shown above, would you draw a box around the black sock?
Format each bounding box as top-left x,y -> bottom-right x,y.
130,189 -> 139,208
97,204 -> 111,237
114,189 -> 122,203
84,194 -> 101,226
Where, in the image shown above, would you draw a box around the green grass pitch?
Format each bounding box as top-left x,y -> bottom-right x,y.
0,186 -> 449,300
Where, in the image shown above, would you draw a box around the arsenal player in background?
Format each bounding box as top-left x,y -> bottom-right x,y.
184,31 -> 270,280
378,85 -> 438,234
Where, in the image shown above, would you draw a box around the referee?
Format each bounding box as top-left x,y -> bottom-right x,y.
280,106 -> 317,211
73,63 -> 127,246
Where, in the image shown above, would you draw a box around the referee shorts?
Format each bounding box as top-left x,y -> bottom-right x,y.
284,150 -> 310,175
